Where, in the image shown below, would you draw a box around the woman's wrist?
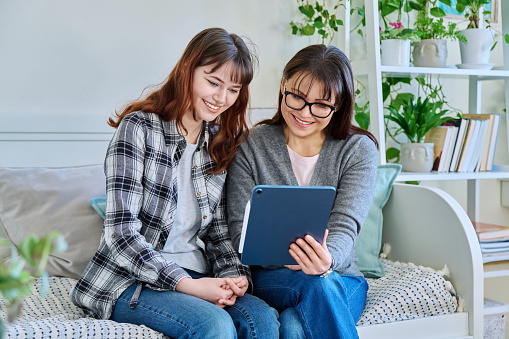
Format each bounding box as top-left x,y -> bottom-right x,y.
319,256 -> 335,278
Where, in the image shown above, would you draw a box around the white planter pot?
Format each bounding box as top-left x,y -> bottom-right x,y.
459,29 -> 492,66
400,143 -> 434,172
381,39 -> 410,67
413,39 -> 448,68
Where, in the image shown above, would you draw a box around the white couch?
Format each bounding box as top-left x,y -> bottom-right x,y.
0,112 -> 483,338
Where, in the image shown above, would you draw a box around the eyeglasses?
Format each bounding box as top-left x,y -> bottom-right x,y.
283,88 -> 335,119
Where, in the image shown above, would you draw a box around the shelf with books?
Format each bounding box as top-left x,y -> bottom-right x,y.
473,222 -> 509,271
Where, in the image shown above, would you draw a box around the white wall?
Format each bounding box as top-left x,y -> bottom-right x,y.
0,0 -> 324,116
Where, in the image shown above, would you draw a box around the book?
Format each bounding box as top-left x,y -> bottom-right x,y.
480,240 -> 509,250
442,126 -> 458,173
425,126 -> 450,172
463,114 -> 495,172
482,251 -> 509,263
473,222 -> 509,242
486,114 -> 501,171
449,119 -> 469,172
457,119 -> 479,172
239,185 -> 336,265
469,119 -> 488,172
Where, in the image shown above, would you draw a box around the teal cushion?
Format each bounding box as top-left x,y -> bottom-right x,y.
91,197 -> 106,219
355,164 -> 401,278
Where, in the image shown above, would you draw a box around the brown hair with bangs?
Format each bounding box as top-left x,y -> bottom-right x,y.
259,44 -> 378,148
108,27 -> 257,173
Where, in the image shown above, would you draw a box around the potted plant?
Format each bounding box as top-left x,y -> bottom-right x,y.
455,0 -> 509,67
412,0 -> 466,67
0,232 -> 66,337
379,0 -> 420,67
385,94 -> 453,172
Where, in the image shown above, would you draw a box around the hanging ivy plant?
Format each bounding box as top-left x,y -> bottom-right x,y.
290,0 -> 345,45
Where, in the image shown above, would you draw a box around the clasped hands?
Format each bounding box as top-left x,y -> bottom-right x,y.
285,229 -> 332,276
176,275 -> 248,308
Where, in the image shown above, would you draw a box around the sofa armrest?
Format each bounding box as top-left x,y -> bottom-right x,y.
381,183 -> 483,338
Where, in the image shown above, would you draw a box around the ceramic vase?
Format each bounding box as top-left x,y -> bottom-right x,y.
381,39 -> 410,67
459,29 -> 492,66
400,143 -> 434,172
413,39 -> 448,68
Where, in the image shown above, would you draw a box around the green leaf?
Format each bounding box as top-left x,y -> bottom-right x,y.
505,34 -> 509,44
314,17 -> 325,29
386,147 -> 400,162
290,22 -> 298,35
299,5 -> 315,19
440,0 -> 451,7
382,82 -> 391,102
407,1 -> 425,11
456,4 -> 466,13
355,112 -> 370,130
430,7 -> 446,17
301,24 -> 316,36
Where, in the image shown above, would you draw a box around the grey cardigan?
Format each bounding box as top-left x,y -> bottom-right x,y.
226,124 -> 378,277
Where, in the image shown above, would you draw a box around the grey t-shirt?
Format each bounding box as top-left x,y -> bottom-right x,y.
162,142 -> 208,273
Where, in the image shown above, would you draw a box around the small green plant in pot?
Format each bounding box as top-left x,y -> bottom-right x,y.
385,94 -> 453,172
379,0 -> 420,66
411,0 -> 466,67
0,232 -> 66,338
454,0 -> 509,66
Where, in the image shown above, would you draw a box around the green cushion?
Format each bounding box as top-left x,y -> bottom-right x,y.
91,197 -> 106,219
355,164 -> 401,278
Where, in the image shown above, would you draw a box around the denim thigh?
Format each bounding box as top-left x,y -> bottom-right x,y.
111,283 -> 236,339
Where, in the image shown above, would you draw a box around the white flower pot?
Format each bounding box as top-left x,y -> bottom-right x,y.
381,39 -> 410,67
400,143 -> 434,172
413,39 -> 448,68
459,29 -> 492,66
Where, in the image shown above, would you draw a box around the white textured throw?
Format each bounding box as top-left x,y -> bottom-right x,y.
357,259 -> 458,326
1,259 -> 457,337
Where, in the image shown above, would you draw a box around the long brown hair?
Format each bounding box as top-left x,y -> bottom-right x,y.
259,44 -> 378,148
109,27 -> 257,173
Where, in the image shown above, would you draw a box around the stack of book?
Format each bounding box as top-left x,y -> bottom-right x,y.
473,222 -> 509,263
425,114 -> 501,173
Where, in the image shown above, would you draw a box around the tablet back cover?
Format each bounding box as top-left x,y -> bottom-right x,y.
240,185 -> 336,265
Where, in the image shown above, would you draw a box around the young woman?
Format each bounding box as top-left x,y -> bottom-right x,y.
226,44 -> 378,339
71,28 -> 279,339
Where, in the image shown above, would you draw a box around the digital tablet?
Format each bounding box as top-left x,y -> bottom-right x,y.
239,185 -> 336,265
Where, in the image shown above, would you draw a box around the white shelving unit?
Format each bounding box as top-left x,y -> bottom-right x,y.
350,0 -> 509,321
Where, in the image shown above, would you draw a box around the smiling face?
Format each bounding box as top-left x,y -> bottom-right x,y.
189,62 -> 242,123
280,74 -> 336,142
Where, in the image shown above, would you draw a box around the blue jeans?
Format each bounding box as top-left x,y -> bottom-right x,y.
111,270 -> 279,339
252,267 -> 368,339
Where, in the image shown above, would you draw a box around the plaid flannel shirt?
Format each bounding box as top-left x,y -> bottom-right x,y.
70,111 -> 250,319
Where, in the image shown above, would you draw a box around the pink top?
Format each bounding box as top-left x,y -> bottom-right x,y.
287,145 -> 319,186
